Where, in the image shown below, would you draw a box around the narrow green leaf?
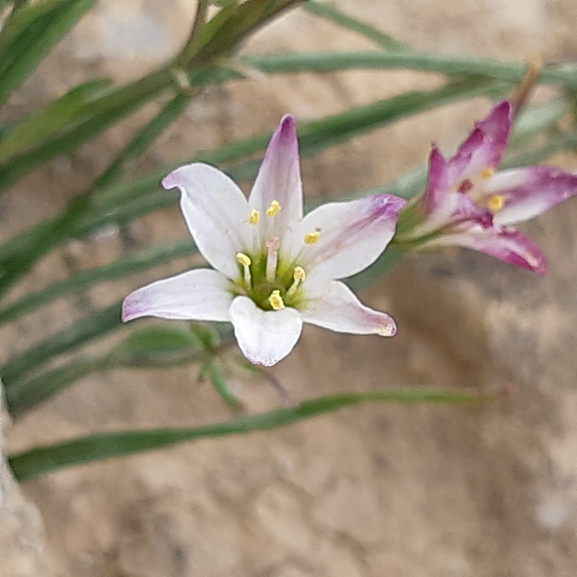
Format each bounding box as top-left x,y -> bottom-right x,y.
5,357 -> 105,418
0,79 -> 111,163
88,92 -> 195,191
0,301 -> 122,385
9,386 -> 485,481
0,78 -> 491,298
118,325 -> 202,357
0,0 -> 70,55
0,67 -> 172,194
6,324 -> 226,416
509,99 -> 570,146
242,51 -> 577,89
303,2 -> 410,52
0,0 -> 98,107
0,240 -> 196,325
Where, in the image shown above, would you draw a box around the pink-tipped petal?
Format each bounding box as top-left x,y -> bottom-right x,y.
425,226 -> 548,274
302,281 -> 397,336
290,194 -> 406,281
228,296 -> 303,366
485,166 -> 577,226
448,101 -> 512,183
249,115 -> 303,240
122,269 -> 233,322
162,163 -> 252,279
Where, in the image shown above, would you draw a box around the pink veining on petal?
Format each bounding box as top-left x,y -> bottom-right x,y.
447,128 -> 485,184
475,100 -> 512,168
249,114 -> 303,241
424,144 -> 451,215
293,194 -> 407,282
423,226 -> 548,275
486,166 -> 577,226
447,101 -> 512,184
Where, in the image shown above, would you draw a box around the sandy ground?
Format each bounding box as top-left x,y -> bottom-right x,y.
2,0 -> 577,575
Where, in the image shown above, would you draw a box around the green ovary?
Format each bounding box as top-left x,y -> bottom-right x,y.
234,251 -> 305,311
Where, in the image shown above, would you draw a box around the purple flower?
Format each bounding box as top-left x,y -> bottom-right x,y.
123,116 -> 406,366
397,101 -> 577,274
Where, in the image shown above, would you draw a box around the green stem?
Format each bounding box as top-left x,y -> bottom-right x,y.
202,359 -> 243,409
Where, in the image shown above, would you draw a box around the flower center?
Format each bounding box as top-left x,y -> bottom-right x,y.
233,200 -> 317,311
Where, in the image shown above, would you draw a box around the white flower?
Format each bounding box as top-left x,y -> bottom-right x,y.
123,115 -> 406,366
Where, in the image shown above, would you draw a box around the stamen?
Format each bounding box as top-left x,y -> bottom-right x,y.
304,231 -> 321,245
269,290 -> 285,310
487,195 -> 506,213
248,209 -> 260,225
266,200 -> 282,218
236,252 -> 252,287
480,168 -> 495,179
287,266 -> 306,297
265,237 -> 280,282
293,266 -> 306,281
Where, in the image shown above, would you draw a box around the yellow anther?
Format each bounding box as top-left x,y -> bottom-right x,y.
287,266 -> 306,298
293,266 -> 306,281
480,168 -> 495,179
266,200 -> 282,217
304,231 -> 321,245
269,290 -> 285,310
248,209 -> 260,225
487,195 -> 506,213
236,253 -> 252,267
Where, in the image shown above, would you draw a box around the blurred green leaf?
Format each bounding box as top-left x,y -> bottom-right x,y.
9,386 -> 485,481
0,77 -> 495,298
303,1 -> 410,52
509,99 -> 570,146
0,0 -> 98,107
201,358 -> 242,409
0,240 -> 196,325
0,67 -> 173,194
0,300 -> 123,385
182,0 -> 300,68
5,322 -> 235,416
118,325 -> 201,357
5,357 -> 105,417
241,51 -> 577,89
0,79 -> 111,163
88,91 -> 195,192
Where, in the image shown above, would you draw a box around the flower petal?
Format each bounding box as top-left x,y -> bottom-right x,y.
424,144 -> 451,214
228,296 -> 303,366
249,115 -> 303,241
424,226 -> 548,274
122,269 -> 233,321
448,101 -> 512,183
288,194 -> 406,281
162,163 -> 252,279
484,166 -> 577,226
302,281 -> 397,336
